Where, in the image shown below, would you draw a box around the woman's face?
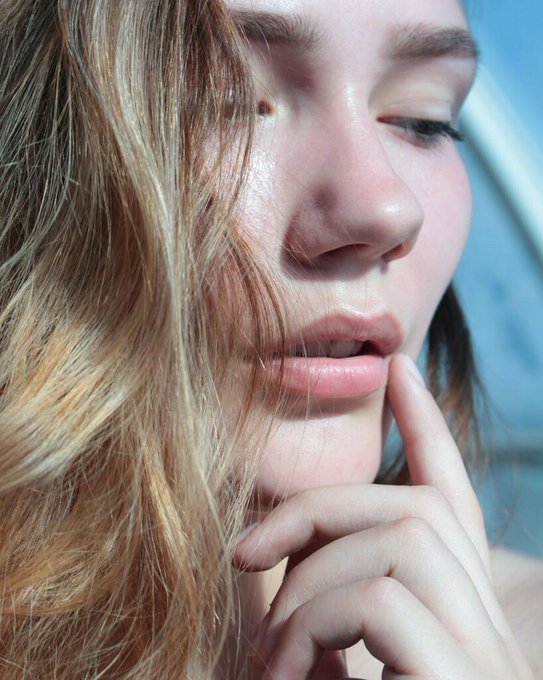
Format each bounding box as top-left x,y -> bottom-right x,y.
227,0 -> 477,502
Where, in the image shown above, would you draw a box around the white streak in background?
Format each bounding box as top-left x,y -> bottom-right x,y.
461,65 -> 543,270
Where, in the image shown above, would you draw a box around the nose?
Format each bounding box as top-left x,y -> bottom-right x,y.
284,109 -> 424,271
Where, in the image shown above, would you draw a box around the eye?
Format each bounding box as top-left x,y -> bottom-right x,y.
381,117 -> 464,148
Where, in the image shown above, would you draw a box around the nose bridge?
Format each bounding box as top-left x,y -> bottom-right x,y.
324,103 -> 399,212
289,97 -> 424,266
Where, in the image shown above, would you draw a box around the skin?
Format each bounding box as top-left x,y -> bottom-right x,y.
237,358 -> 532,678
233,0 -> 473,500
224,0 -> 536,677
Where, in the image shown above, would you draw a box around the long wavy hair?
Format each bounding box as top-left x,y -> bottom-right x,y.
0,1 -> 480,677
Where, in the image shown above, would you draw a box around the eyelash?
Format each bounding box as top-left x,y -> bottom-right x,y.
383,117 -> 464,147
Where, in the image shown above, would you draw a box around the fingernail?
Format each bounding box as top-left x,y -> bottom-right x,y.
403,354 -> 426,388
235,522 -> 259,547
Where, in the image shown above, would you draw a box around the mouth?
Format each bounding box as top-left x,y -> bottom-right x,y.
280,339 -> 382,359
268,312 -> 404,399
279,311 -> 404,359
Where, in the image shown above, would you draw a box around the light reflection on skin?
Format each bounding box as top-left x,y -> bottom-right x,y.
227,0 -> 477,504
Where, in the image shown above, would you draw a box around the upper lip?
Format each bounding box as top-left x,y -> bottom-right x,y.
280,311 -> 405,357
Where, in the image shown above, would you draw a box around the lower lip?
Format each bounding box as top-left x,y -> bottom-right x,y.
269,354 -> 389,399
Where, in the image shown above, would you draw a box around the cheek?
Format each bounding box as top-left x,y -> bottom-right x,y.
237,147 -> 283,259
417,158 -> 472,280
398,154 -> 472,355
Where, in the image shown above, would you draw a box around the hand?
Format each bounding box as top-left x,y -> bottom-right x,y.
234,354 -> 533,679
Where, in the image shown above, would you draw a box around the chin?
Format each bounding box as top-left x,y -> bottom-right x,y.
253,390 -> 387,505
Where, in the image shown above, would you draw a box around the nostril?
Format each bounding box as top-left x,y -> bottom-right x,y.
383,243 -> 405,262
382,235 -> 418,263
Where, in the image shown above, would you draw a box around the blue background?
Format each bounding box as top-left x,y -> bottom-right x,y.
456,0 -> 543,555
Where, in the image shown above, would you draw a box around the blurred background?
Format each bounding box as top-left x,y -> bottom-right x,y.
456,0 -> 543,556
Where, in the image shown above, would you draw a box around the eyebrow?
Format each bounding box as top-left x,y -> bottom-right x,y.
232,10 -> 479,63
388,23 -> 480,62
232,10 -> 321,50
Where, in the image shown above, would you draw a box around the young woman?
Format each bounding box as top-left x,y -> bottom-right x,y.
226,1 -> 543,678
0,0 -> 540,678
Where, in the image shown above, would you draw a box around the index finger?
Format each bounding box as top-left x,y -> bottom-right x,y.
386,354 -> 489,571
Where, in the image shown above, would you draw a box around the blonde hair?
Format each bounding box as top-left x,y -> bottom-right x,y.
0,1 -> 482,677
0,1 -> 280,676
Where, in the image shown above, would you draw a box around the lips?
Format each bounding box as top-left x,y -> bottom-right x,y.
268,312 -> 404,399
284,339 -> 369,359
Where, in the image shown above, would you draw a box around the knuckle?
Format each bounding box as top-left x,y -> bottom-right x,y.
393,515 -> 437,547
363,576 -> 403,606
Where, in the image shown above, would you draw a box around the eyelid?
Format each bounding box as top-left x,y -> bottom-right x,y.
380,116 -> 465,147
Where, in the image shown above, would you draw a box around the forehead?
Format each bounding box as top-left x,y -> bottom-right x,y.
226,0 -> 476,80
226,0 -> 466,15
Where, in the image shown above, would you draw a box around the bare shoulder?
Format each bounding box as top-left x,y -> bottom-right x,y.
491,546 -> 543,677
